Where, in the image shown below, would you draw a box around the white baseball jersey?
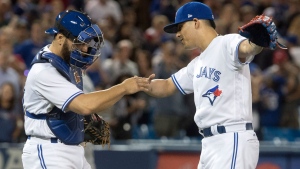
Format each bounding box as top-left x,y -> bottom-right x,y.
172,34 -> 259,169
172,34 -> 254,129
23,45 -> 83,138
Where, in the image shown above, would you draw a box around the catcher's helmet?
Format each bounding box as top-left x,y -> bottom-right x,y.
45,10 -> 92,40
45,10 -> 104,69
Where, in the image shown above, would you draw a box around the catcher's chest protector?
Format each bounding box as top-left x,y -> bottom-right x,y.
31,51 -> 84,145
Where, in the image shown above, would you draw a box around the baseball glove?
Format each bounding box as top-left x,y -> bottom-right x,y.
84,113 -> 110,147
238,15 -> 287,50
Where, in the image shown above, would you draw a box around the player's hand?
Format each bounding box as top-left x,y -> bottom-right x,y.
142,74 -> 156,92
147,74 -> 156,84
238,15 -> 287,50
121,76 -> 152,94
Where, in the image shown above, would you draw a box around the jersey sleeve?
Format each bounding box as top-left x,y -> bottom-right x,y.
34,67 -> 83,111
171,57 -> 196,95
223,34 -> 254,70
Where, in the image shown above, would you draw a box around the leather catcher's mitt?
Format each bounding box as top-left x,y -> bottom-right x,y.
84,113 -> 110,147
238,15 -> 287,50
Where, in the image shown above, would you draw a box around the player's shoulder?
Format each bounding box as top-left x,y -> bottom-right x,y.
28,63 -> 58,79
215,34 -> 247,48
222,33 -> 245,40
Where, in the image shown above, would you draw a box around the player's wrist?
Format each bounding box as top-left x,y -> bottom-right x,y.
116,83 -> 128,95
248,40 -> 263,54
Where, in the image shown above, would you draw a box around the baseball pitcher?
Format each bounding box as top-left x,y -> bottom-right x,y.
144,2 -> 286,169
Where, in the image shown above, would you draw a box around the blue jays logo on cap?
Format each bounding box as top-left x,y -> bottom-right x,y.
202,85 -> 222,106
80,22 -> 85,27
164,2 -> 214,33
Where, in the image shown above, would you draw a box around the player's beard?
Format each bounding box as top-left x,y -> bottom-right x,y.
61,40 -> 71,63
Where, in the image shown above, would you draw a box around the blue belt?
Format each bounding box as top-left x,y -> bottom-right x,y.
26,111 -> 47,119
27,135 -> 59,143
202,123 -> 253,137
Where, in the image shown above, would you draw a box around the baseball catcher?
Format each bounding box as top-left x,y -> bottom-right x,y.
22,9 -> 151,169
84,113 -> 110,147
238,15 -> 287,50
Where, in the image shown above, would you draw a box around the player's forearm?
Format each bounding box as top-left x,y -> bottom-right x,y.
145,79 -> 175,98
238,40 -> 263,61
87,84 -> 127,111
69,76 -> 150,115
70,84 -> 127,115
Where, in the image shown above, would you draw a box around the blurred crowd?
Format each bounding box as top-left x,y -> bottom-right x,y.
0,0 -> 300,143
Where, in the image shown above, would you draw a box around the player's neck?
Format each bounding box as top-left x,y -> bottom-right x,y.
49,43 -> 63,58
199,28 -> 218,51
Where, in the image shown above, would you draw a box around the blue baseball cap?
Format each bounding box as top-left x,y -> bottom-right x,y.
45,10 -> 92,40
164,2 -> 214,33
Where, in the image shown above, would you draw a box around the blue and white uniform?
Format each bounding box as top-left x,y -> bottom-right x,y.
172,34 -> 259,169
21,9 -> 104,169
22,46 -> 91,169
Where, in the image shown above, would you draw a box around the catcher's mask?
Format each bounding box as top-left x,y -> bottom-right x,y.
70,24 -> 104,69
45,10 -> 104,69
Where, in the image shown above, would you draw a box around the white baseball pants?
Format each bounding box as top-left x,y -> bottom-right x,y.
22,137 -> 91,169
198,130 -> 259,169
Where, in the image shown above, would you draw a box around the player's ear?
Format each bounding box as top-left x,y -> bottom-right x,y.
193,18 -> 200,29
54,33 -> 62,40
56,33 -> 66,45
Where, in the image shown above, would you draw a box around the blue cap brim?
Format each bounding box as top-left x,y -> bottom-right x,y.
163,20 -> 191,34
45,28 -> 58,35
164,23 -> 179,33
